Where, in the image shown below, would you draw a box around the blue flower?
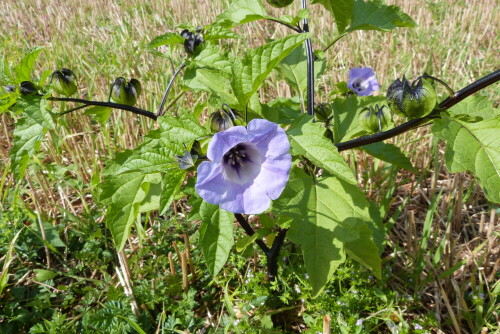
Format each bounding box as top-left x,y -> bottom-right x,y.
347,67 -> 380,96
195,119 -> 291,214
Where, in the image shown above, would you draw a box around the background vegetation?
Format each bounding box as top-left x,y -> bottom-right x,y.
0,0 -> 498,333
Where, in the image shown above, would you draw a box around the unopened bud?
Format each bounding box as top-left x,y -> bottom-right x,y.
180,29 -> 204,55
387,76 -> 437,119
109,77 -> 141,106
50,68 -> 77,96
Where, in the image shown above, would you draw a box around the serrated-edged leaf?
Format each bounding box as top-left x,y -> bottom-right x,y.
231,33 -> 310,106
273,167 -> 382,296
14,95 -> 54,130
203,25 -> 242,41
183,67 -> 239,107
10,117 -> 46,180
159,169 -> 186,215
361,142 -> 417,172
84,105 -> 111,125
148,32 -> 184,49
261,97 -> 301,124
101,171 -> 150,250
158,112 -> 208,144
199,202 -> 234,276
0,91 -> 18,113
276,9 -> 309,27
277,44 -> 326,102
191,45 -> 232,73
332,95 -> 386,143
215,0 -> 268,28
289,122 -> 357,185
447,96 -> 498,120
311,0 -> 353,33
13,46 -> 44,82
432,114 -> 500,203
347,1 -> 416,32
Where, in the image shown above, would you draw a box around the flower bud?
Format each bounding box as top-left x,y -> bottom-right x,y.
19,81 -> 38,95
50,68 -> 77,96
314,103 -> 333,123
109,77 -> 141,106
4,85 -> 16,93
266,0 -> 294,8
387,76 -> 437,119
358,105 -> 392,134
209,109 -> 235,132
180,29 -> 204,55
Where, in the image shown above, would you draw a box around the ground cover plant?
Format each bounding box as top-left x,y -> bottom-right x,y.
0,0 -> 498,333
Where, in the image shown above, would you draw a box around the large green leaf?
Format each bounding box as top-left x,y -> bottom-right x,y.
0,91 -> 18,113
277,44 -> 326,105
10,117 -> 45,180
432,114 -> 500,203
183,67 -> 239,107
198,202 -> 234,276
14,95 -> 54,130
273,168 -> 382,296
101,172 -> 159,250
447,96 -> 498,120
261,97 -> 301,124
159,169 -> 186,215
215,0 -> 268,28
288,122 -> 357,185
347,1 -> 416,32
13,46 -> 44,82
147,32 -> 184,49
231,33 -> 310,107
311,0 -> 415,34
361,142 -> 417,172
311,0 -> 354,33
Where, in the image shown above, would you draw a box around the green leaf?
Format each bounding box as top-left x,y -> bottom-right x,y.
101,171 -> 152,250
231,33 -> 310,106
432,114 -> 500,203
13,46 -> 44,82
361,142 -> 417,172
261,97 -> 301,124
147,32 -> 184,49
0,90 -> 19,113
157,112 -> 208,145
203,25 -> 242,41
289,122 -> 357,185
183,67 -> 239,107
34,269 -> 58,282
10,117 -> 45,180
84,105 -> 111,125
311,0 -> 353,33
332,95 -> 386,143
447,96 -> 498,120
273,168 -> 382,296
198,202 -> 234,276
159,169 -> 186,214
14,95 -> 55,130
190,45 -> 232,73
215,0 -> 268,28
312,0 -> 415,34
347,1 -> 416,32
277,44 -> 326,103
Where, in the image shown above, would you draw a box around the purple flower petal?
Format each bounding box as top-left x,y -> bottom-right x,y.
195,119 -> 291,214
347,67 -> 380,96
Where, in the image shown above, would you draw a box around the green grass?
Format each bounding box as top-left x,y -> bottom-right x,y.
0,0 -> 498,333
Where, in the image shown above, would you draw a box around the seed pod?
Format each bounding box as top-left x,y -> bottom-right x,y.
266,0 -> 294,8
209,109 -> 235,132
387,76 -> 437,119
50,68 -> 77,96
358,105 -> 392,134
20,81 -> 38,95
314,103 -> 333,123
109,77 -> 141,106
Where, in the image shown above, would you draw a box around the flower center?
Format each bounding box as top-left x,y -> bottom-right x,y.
351,78 -> 368,92
222,142 -> 262,185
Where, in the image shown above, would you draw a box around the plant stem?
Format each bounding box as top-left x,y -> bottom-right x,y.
266,228 -> 288,281
266,18 -> 303,33
335,69 -> 500,152
323,32 -> 348,53
234,214 -> 269,253
302,0 -> 315,116
158,60 -> 186,117
48,97 -> 158,120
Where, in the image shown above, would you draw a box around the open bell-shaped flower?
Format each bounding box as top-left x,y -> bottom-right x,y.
50,68 -> 77,96
109,77 -> 142,106
387,76 -> 437,119
347,67 -> 380,96
196,119 -> 291,214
